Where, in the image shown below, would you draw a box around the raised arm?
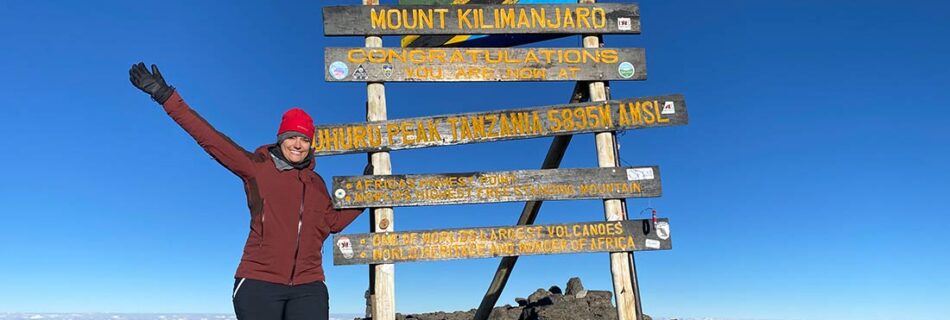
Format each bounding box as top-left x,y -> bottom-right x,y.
130,62 -> 257,178
312,173 -> 365,234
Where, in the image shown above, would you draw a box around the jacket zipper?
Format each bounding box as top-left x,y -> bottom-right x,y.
259,200 -> 266,248
289,173 -> 306,285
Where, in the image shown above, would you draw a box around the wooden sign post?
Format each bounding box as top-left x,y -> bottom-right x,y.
324,3 -> 641,36
333,219 -> 672,265
312,94 -> 687,156
321,1 -> 679,319
582,1 -> 642,318
331,166 -> 661,208
325,47 -> 646,82
362,1 -> 395,319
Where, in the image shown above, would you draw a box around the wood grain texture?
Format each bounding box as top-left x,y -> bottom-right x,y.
332,218 -> 672,265
331,166 -> 661,209
312,94 -> 685,156
324,47 -> 646,82
323,4 -> 640,36
581,12 -> 641,319
472,81 -> 586,320
361,3 -> 396,318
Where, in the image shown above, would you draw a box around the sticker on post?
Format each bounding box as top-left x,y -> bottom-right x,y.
334,189 -> 346,199
661,101 -> 676,115
645,239 -> 661,249
617,17 -> 632,31
328,61 -> 348,80
656,221 -> 670,240
626,168 -> 654,181
617,62 -> 635,79
336,237 -> 354,259
353,64 -> 367,80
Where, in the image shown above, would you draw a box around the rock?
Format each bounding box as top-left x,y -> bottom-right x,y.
565,277 -> 585,295
488,305 -> 522,320
585,290 -> 614,308
514,297 -> 528,306
526,288 -> 550,305
575,289 -> 588,299
362,277 -> 628,320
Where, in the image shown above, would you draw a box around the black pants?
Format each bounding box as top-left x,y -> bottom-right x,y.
232,278 -> 329,320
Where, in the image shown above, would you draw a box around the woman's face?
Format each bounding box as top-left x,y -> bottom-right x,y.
280,136 -> 311,163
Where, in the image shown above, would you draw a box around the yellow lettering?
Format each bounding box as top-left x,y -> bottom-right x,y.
435,9 -> 448,29
600,49 -> 618,63
370,9 -> 386,30
471,116 -> 486,138
368,125 -> 381,147
458,8 -> 473,29
352,126 -> 366,148
400,121 -> 415,143
562,8 -> 575,28
498,8 -> 515,29
530,8 -> 545,29
485,115 -> 498,138
446,117 -> 458,141
592,8 -> 606,28
408,49 -> 426,63
418,9 -> 433,29
576,7 -> 591,28
414,120 -> 428,143
640,101 -> 655,124
600,104 -> 613,127
499,113 -> 513,137
386,10 -> 402,30
347,49 -> 366,63
427,119 -> 441,142
617,104 -> 630,126
547,8 -> 561,29
386,123 -> 398,145
517,9 -> 530,28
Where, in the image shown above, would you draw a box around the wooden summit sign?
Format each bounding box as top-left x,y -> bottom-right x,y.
332,218 -> 672,265
331,166 -> 661,209
323,4 -> 640,36
324,47 -> 645,82
312,94 -> 687,156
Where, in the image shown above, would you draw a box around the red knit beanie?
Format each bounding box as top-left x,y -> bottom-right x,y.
277,108 -> 315,139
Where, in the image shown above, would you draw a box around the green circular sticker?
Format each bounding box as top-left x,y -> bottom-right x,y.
618,62 -> 635,79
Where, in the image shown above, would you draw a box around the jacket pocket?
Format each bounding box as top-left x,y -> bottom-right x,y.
232,278 -> 247,299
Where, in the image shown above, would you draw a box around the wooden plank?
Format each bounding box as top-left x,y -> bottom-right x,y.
398,0 -> 575,48
323,3 -> 640,36
324,47 -> 646,82
332,219 -> 672,265
312,94 -> 685,156
331,166 -> 661,209
472,80 -> 585,320
581,13 -> 641,319
361,1 -> 396,318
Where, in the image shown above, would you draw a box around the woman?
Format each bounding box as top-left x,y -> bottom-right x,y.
130,62 -> 366,320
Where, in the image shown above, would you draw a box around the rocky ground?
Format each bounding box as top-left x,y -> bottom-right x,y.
360,277 -> 652,320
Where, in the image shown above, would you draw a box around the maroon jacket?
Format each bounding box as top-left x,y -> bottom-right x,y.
162,91 -> 363,285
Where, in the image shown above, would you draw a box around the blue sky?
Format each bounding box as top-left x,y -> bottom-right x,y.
1,0 -> 948,319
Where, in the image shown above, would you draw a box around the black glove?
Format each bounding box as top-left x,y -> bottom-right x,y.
129,62 -> 175,104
